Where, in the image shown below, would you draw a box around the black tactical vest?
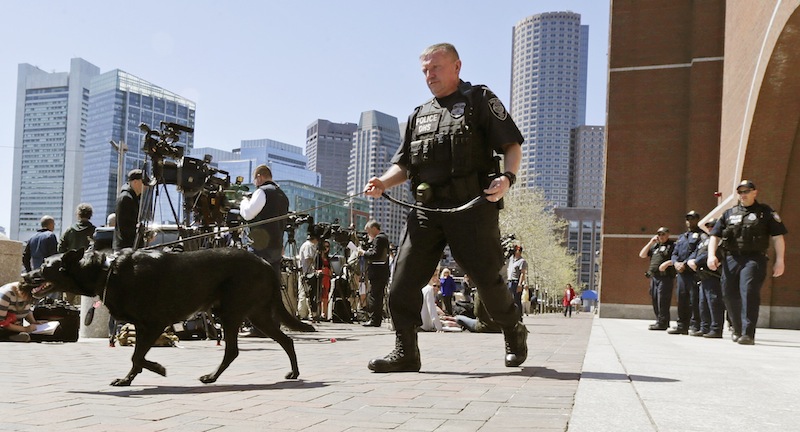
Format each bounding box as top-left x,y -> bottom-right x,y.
407,84 -> 494,201
721,205 -> 770,253
250,181 -> 289,261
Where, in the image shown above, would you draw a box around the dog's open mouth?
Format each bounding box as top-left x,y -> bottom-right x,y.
20,273 -> 52,298
31,282 -> 53,298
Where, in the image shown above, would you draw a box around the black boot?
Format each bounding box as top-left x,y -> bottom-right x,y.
503,322 -> 529,367
368,328 -> 421,373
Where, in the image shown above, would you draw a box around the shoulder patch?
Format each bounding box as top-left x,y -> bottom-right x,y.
488,98 -> 508,121
774,212 -> 782,223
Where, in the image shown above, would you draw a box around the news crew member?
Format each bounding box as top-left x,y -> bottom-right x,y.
359,220 -> 390,327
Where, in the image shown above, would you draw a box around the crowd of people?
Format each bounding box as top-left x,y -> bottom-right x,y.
640,180 -> 787,345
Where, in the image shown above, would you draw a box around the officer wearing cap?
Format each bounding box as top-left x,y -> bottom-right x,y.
708,180 -> 787,345
639,227 -> 676,330
113,169 -> 144,250
664,211 -> 703,335
687,218 -> 725,338
363,43 -> 526,373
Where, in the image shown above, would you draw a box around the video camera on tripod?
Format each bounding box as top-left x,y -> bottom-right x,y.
139,121 -> 248,229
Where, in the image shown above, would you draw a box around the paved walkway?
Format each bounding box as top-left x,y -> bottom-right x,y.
2,312 -> 799,431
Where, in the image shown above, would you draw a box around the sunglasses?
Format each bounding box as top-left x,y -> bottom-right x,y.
737,189 -> 753,195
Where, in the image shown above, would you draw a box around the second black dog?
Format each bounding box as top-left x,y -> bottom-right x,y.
26,247 -> 315,386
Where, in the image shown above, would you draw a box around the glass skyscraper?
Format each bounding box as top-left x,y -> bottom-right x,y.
510,11 -> 589,208
81,70 -> 196,224
11,59 -> 99,240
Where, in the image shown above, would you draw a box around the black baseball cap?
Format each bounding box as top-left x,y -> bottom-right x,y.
656,227 -> 669,234
685,210 -> 700,219
737,180 -> 756,191
127,169 -> 143,181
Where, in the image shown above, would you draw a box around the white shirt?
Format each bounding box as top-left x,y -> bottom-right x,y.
239,188 -> 266,221
298,239 -> 318,274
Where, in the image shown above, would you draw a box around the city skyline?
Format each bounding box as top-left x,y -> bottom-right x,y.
0,1 -> 610,233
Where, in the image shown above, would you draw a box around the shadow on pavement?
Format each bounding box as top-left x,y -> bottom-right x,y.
68,379 -> 329,397
580,371 -> 679,383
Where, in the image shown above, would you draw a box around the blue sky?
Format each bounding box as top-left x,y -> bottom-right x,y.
0,0 -> 610,233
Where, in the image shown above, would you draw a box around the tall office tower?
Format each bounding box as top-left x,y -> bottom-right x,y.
569,125 -> 605,208
347,110 -> 406,244
81,70 -> 195,224
306,120 -> 358,194
510,11 -> 589,208
11,59 -> 100,241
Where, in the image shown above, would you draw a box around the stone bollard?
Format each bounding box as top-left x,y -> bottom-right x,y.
0,234 -> 24,285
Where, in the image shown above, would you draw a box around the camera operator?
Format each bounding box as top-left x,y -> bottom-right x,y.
297,231 -> 320,321
358,220 -> 390,327
239,165 -> 289,270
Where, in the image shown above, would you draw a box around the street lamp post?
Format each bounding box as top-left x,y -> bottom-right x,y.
110,140 -> 128,192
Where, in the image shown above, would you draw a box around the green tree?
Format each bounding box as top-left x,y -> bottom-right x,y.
499,187 -> 577,302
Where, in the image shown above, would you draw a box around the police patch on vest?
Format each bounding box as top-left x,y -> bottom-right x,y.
747,213 -> 757,221
488,98 -> 508,120
451,102 -> 466,118
416,113 -> 440,135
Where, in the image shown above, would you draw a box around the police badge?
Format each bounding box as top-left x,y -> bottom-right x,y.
451,102 -> 466,118
488,98 -> 508,120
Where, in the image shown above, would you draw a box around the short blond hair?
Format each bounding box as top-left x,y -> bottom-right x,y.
420,43 -> 459,61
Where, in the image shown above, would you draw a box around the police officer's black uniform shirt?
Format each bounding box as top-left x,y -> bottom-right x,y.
710,200 -> 787,254
391,80 -> 524,183
671,227 -> 703,264
648,240 -> 675,277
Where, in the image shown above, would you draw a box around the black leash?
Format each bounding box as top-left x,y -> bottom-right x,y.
380,192 -> 488,213
141,191 -> 368,251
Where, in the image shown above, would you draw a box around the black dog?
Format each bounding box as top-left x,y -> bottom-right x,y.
25,248 -> 314,386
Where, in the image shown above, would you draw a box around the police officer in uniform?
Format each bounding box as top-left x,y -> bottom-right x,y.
687,218 -> 725,338
359,220 -> 390,327
639,227 -> 676,330
665,211 -> 703,335
363,43 -> 526,373
708,180 -> 787,345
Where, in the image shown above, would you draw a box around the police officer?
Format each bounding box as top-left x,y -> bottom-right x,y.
358,220 -> 390,327
639,227 -> 676,330
687,218 -> 725,338
239,164 -> 289,270
708,180 -> 787,345
363,43 -> 526,372
665,211 -> 703,335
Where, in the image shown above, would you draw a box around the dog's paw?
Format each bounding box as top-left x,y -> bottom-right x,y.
199,374 -> 218,384
285,370 -> 299,379
110,378 -> 132,387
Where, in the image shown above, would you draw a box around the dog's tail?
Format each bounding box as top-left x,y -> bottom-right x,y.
278,304 -> 316,332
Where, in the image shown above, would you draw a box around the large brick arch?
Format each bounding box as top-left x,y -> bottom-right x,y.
739,7 -> 800,320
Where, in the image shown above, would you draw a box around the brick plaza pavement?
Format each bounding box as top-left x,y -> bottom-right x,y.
2,312 -> 591,432
7,311 -> 800,431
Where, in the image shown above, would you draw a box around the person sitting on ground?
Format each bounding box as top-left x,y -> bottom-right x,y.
0,281 -> 44,343
450,291 -> 503,333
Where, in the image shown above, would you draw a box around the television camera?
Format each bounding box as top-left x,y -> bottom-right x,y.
139,121 -> 249,230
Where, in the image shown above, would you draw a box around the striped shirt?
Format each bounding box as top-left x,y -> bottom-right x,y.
0,283 -> 32,327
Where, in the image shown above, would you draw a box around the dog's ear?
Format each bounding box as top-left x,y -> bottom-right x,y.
63,249 -> 83,265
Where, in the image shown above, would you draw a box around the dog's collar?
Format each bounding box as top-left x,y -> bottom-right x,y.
101,253 -> 119,305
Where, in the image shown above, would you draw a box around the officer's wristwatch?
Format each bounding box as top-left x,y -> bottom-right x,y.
502,171 -> 517,187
